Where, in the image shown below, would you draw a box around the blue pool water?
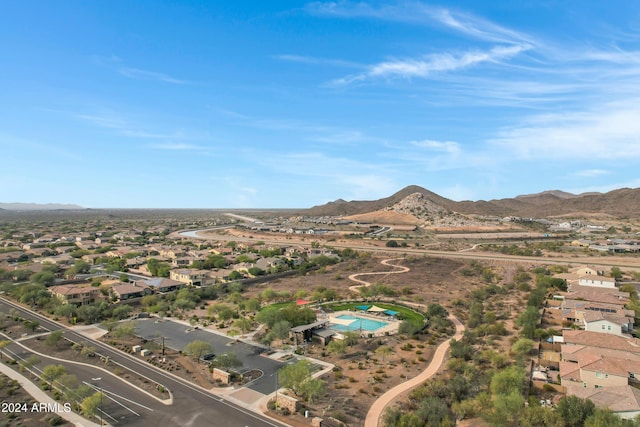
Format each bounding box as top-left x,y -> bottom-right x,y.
330,314 -> 388,332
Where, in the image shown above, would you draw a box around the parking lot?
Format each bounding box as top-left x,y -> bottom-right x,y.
133,318 -> 285,394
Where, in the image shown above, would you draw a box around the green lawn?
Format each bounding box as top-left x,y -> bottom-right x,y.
258,301 -> 296,312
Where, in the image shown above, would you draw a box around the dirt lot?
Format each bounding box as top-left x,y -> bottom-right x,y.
238,254 -> 506,426
0,371 -> 72,427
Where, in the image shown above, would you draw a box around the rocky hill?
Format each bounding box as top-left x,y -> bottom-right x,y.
305,186 -> 640,219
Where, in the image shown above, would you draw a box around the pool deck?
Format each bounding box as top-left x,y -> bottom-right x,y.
326,310 -> 400,336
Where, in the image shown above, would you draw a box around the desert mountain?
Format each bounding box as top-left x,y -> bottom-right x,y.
0,203 -> 84,211
306,186 -> 640,219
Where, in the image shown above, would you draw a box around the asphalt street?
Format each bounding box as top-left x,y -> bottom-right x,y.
0,298 -> 289,427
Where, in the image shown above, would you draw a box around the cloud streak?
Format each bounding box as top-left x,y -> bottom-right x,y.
305,1 -> 535,45
490,100 -> 640,160
148,143 -> 208,151
330,44 -> 529,85
117,67 -> 188,84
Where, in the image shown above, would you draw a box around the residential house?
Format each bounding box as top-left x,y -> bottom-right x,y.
571,266 -> 599,276
136,277 -> 185,293
111,282 -> 152,301
40,254 -> 74,266
565,385 -> 640,420
255,257 -> 287,272
561,349 -> 640,389
169,269 -> 214,286
584,311 -> 634,337
171,256 -> 199,268
563,330 -> 640,354
49,284 -> 100,306
578,275 -> 617,289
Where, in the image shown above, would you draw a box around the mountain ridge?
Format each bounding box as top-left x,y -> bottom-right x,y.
305,186 -> 640,219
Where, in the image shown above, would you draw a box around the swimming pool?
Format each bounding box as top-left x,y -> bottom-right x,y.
330,314 -> 389,332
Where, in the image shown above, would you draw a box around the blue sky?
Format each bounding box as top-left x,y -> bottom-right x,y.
2,1 -> 640,208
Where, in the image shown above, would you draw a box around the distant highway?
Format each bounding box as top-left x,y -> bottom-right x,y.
177,228 -> 640,271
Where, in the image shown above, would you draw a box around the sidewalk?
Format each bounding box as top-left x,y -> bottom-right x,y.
0,359 -> 101,427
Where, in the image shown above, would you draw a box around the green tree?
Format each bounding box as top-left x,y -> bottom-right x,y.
375,345 -> 393,361
247,267 -> 264,276
518,404 -> 562,427
264,320 -> 291,345
141,294 -> 159,308
55,304 -> 77,321
183,340 -> 215,361
241,298 -> 260,312
511,338 -> 535,364
45,330 -> 63,347
112,304 -> 132,320
42,364 -> 67,389
327,339 -> 348,356
610,267 -> 623,280
490,366 -> 527,396
66,260 -> 91,277
585,408 -> 628,427
299,378 -> 326,404
385,240 -> 399,247
555,395 -> 596,427
517,306 -> 541,339
486,391 -> 525,427
208,303 -> 235,321
214,352 -> 242,371
30,271 -> 56,286
23,320 -> 39,331
81,391 -> 104,419
112,322 -> 135,338
278,359 -> 312,396
232,317 -> 253,334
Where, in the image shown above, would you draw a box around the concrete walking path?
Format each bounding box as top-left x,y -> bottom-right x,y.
364,315 -> 465,427
0,359 -> 101,427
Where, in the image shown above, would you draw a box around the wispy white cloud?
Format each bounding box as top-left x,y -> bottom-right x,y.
410,139 -> 460,156
274,54 -> 363,69
330,44 -> 530,85
148,143 -> 208,151
117,67 -> 188,84
490,100 -> 640,160
305,1 -> 534,45
73,111 -> 192,142
74,114 -> 127,129
92,55 -> 188,84
260,151 -> 399,199
217,109 -> 380,145
571,169 -> 611,178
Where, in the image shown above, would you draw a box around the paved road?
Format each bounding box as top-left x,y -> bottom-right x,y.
133,318 -> 285,394
177,229 -> 640,270
364,315 -> 465,427
0,298 -> 288,427
2,340 -> 160,426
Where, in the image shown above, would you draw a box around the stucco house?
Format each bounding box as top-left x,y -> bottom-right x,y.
49,284 -> 100,306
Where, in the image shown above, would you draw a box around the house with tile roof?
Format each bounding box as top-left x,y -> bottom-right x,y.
565,385 -> 640,420
49,284 -> 100,306
136,277 -> 185,293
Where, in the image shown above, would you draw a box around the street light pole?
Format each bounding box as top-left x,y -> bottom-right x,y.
91,377 -> 103,426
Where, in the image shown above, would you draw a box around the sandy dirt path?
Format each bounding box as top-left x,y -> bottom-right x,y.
348,258 -> 410,292
364,315 -> 465,427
